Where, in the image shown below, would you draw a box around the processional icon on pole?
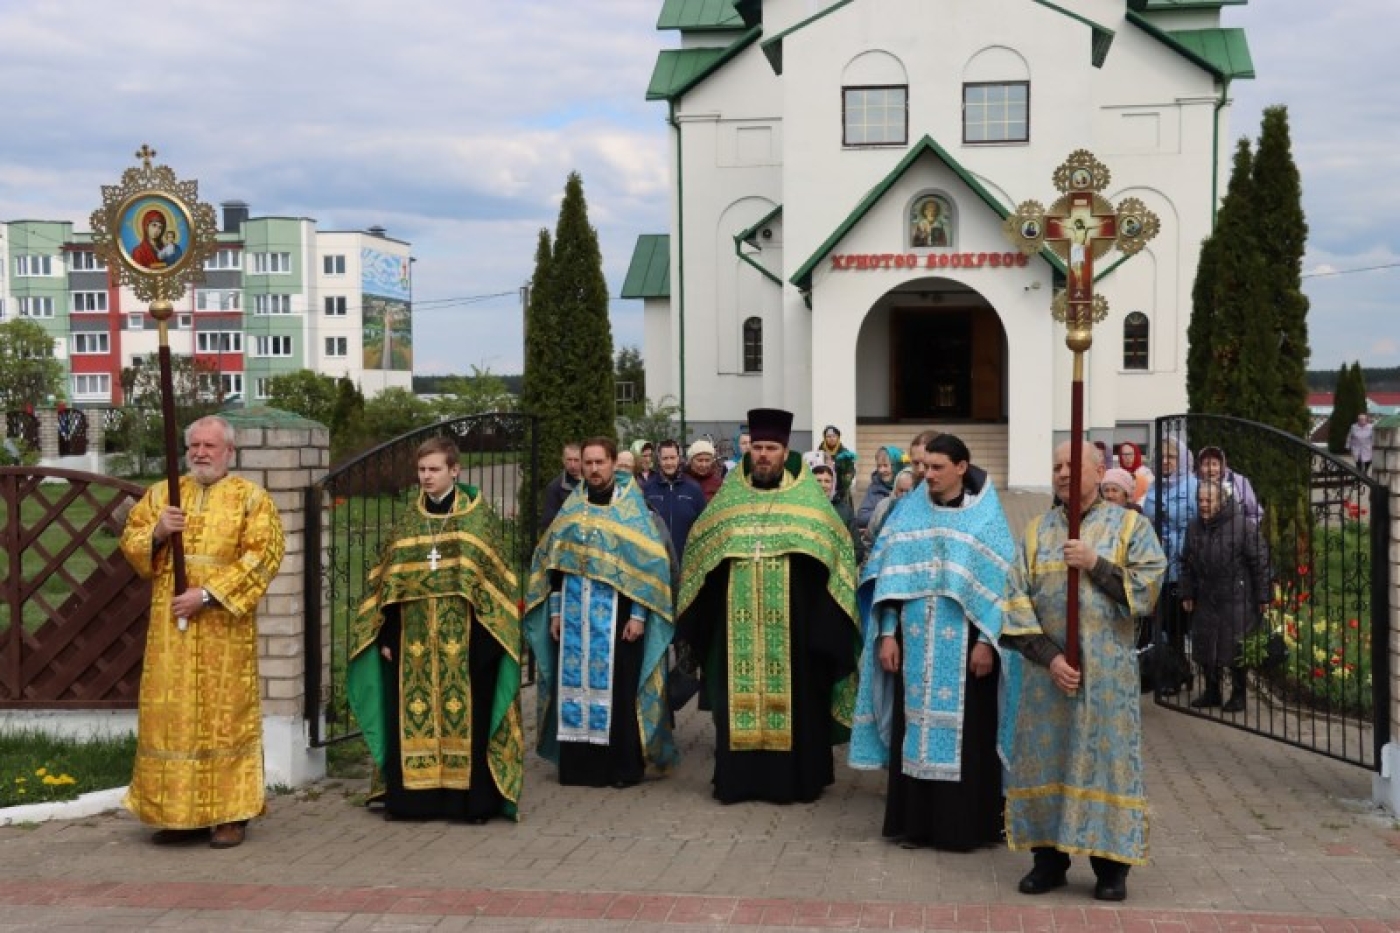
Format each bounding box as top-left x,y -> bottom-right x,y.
89,145 -> 221,631
1002,149 -> 1160,671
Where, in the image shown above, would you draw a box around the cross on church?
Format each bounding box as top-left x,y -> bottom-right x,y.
1002,150 -> 1159,670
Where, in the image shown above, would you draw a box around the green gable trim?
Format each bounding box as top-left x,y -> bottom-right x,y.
758,0 -> 854,75
621,235 -> 671,299
733,205 -> 784,286
657,0 -> 745,32
1031,0 -> 1116,68
1127,11 -> 1253,80
646,27 -> 761,101
789,135 -> 1065,295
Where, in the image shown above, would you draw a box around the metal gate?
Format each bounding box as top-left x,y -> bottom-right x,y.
303,412 -> 541,747
1149,414 -> 1390,769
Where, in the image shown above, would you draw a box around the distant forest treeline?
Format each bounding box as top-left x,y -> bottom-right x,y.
1305,367 -> 1400,392
414,374 -> 524,395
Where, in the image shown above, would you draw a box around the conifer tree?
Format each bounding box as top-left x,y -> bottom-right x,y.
1252,106 -> 1312,439
1327,362 -> 1363,454
1185,235 -> 1219,414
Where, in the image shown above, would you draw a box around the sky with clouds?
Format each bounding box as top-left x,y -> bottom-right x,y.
0,0 -> 1394,376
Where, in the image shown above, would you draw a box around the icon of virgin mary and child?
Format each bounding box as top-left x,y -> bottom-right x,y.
130,208 -> 183,269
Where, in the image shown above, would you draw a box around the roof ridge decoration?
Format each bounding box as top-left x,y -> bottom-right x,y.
789,135 -> 1066,300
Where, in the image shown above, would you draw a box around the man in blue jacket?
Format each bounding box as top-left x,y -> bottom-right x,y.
644,439 -> 707,558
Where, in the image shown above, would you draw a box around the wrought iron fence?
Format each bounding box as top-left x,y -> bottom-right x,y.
303,412 -> 541,747
1148,414 -> 1389,770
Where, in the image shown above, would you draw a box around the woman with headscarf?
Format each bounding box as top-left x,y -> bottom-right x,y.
1143,436 -> 1198,691
1195,446 -> 1261,522
1115,442 -> 1154,506
854,446 -> 904,558
818,425 -> 858,507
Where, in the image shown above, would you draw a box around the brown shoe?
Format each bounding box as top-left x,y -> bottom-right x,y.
209,822 -> 246,849
151,828 -> 207,846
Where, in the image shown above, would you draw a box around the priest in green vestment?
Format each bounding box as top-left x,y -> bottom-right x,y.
348,437 -> 524,822
677,408 -> 861,804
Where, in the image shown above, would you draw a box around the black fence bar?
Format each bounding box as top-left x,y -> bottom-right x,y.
303,482 -> 325,745
1370,479 -> 1392,768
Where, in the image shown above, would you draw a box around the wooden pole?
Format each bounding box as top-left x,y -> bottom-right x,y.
151,299 -> 189,631
1064,347 -> 1086,670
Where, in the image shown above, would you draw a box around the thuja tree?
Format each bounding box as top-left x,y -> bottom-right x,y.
1253,105 -> 1312,440
521,172 -> 616,528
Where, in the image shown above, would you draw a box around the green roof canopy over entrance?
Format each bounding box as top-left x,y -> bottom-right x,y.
621,235 -> 671,299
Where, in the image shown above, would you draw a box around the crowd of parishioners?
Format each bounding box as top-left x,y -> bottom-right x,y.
119,411 -> 1272,905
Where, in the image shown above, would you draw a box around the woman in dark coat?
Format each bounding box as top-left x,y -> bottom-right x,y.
1179,479 -> 1271,712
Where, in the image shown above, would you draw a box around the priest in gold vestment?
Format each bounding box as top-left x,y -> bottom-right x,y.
120,415 -> 286,849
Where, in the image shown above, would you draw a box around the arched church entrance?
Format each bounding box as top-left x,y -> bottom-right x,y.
853,277 -> 1010,484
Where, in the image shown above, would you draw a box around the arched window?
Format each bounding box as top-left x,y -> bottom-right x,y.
743,317 -> 763,373
1123,312 -> 1149,370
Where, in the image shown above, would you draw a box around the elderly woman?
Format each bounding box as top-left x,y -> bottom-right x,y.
1179,479 -> 1271,713
1143,435 -> 1198,690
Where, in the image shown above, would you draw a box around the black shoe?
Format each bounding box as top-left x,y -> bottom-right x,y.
1156,684 -> 1179,697
1018,867 -> 1068,895
1222,692 -> 1245,713
1189,691 -> 1221,709
1094,876 -> 1127,901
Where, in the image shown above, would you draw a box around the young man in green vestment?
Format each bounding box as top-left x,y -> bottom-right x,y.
1002,441 -> 1165,902
677,408 -> 861,804
348,437 -> 524,823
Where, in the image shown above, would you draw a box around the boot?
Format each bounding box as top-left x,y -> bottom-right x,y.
1222,666 -> 1246,713
1190,668 -> 1222,708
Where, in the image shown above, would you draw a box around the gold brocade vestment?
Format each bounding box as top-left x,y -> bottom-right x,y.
119,474 -> 286,829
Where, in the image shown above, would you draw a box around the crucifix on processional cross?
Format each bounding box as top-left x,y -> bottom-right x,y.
1002,150 -> 1160,671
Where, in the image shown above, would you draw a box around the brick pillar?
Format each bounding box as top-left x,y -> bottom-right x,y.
86,408 -> 106,473
37,408 -> 59,461
222,407 -> 329,788
1373,414 -> 1400,816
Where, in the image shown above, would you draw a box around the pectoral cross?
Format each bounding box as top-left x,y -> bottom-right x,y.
427,547 -> 441,571
752,538 -> 763,561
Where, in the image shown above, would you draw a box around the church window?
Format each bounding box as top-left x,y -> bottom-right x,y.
963,82 -> 1029,143
742,317 -> 763,373
843,86 -> 907,146
1123,312 -> 1149,370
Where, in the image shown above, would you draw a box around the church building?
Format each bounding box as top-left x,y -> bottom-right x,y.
622,0 -> 1253,487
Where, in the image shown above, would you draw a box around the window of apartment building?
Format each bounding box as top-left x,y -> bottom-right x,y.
742,316 -> 763,373
323,254 -> 346,275
222,373 -> 244,396
72,332 -> 110,354
178,313 -> 192,329
254,377 -> 272,400
1123,312 -> 1150,370
0,299 -> 6,321
196,288 -> 241,311
19,338 -> 57,359
324,336 -> 348,357
71,291 -> 108,312
72,373 -> 111,398
18,296 -> 54,318
126,313 -> 145,330
253,294 -> 292,315
69,251 -> 107,271
197,331 -> 243,354
204,249 -> 243,271
963,81 -> 1029,143
843,86 -> 907,146
15,254 -> 55,277
251,252 -> 291,274
324,295 -> 347,316
253,335 -> 293,357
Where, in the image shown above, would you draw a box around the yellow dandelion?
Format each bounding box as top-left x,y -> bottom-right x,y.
14,777 -> 25,784
35,768 -> 47,777
58,775 -> 76,785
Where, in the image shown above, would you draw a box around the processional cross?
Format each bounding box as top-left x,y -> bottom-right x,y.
1003,150 -> 1159,670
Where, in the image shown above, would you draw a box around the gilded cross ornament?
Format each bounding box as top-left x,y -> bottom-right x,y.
999,150 -> 1160,671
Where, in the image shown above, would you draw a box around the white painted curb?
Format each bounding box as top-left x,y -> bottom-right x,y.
0,786 -> 127,827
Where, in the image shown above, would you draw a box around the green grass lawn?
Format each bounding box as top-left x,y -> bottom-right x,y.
0,730 -> 135,808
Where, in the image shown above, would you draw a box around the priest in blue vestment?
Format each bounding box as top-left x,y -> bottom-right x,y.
1002,441 -> 1165,903
524,436 -> 677,787
850,434 -> 1016,850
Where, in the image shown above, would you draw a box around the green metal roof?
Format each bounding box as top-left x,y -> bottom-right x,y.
657,0 -> 745,32
1165,27 -> 1255,79
789,135 -> 1065,295
734,205 -> 784,286
1127,12 -> 1254,80
1130,0 -> 1246,9
621,235 -> 671,299
646,27 -> 761,101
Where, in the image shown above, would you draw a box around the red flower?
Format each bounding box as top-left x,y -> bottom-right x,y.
1345,663 -> 1357,673
1348,619 -> 1359,629
1297,592 -> 1310,604
1297,565 -> 1311,577
1312,667 -> 1326,679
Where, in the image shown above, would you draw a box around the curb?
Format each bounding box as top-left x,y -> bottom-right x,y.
0,786 -> 126,827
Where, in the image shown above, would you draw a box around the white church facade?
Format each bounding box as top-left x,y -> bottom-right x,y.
623,0 -> 1253,487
